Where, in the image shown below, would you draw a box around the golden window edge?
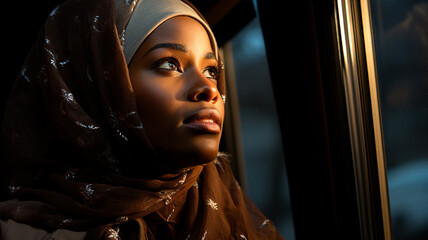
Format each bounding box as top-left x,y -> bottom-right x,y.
336,0 -> 393,238
336,0 -> 374,238
359,1 -> 392,239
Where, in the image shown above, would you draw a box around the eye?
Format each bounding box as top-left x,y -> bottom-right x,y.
154,57 -> 182,72
158,60 -> 178,71
203,66 -> 219,79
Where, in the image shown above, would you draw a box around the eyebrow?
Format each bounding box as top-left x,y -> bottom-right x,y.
145,43 -> 187,56
205,51 -> 216,60
144,42 -> 217,60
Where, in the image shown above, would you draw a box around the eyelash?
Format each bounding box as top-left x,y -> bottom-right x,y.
204,66 -> 219,80
153,56 -> 220,80
153,56 -> 181,72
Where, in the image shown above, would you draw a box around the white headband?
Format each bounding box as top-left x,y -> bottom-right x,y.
122,0 -> 218,64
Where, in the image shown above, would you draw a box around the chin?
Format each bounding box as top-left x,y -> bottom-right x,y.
161,138 -> 220,168
189,136 -> 220,162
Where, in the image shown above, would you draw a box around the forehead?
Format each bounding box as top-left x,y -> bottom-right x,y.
141,16 -> 214,54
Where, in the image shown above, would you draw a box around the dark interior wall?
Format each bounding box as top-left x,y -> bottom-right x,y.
1,1 -> 63,200
3,1 -> 63,99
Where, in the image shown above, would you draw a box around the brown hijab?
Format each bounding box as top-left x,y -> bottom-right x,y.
0,0 -> 284,239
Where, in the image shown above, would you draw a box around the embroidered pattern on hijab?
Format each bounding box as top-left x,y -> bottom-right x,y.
0,0 -> 284,239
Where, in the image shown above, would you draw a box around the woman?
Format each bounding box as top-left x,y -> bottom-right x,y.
0,0 -> 284,239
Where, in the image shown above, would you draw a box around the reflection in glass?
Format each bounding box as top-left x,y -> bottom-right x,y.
371,1 -> 428,239
229,17 -> 295,239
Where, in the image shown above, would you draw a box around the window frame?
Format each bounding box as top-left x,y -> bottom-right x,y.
255,0 -> 392,239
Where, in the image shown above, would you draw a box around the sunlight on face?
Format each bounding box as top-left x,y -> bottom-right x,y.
128,16 -> 224,167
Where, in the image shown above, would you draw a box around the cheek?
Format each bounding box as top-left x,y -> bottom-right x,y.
133,75 -> 177,120
131,72 -> 183,143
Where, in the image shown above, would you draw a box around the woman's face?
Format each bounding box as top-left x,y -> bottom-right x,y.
128,16 -> 224,167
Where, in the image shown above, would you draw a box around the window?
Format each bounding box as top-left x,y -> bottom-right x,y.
238,0 -> 427,239
370,1 -> 428,239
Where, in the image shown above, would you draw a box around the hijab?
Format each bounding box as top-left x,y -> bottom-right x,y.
0,0 -> 284,239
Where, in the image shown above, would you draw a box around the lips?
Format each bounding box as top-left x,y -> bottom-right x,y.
182,109 -> 222,134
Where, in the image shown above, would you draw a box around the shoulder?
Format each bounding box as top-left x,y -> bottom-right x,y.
1,219 -> 86,240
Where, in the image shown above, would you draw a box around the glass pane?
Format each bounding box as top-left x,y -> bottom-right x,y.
370,1 -> 428,239
229,15 -> 295,239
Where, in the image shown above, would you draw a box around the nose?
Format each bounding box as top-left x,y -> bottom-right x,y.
187,73 -> 219,103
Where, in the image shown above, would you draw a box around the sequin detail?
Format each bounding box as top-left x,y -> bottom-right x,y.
158,189 -> 176,205
116,130 -> 128,141
61,89 -> 75,103
240,234 -> 248,240
133,122 -> 143,129
45,47 -> 57,68
64,169 -> 78,180
166,207 -> 175,222
201,230 -> 208,240
8,186 -> 21,193
21,68 -> 30,83
205,198 -> 218,210
127,111 -> 144,129
58,218 -> 72,227
179,174 -> 187,184
49,6 -> 60,17
259,219 -> 271,229
107,227 -> 120,240
109,108 -> 129,141
81,184 -> 95,201
115,216 -> 129,224
92,15 -> 101,32
75,121 -> 100,130
59,57 -> 70,66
